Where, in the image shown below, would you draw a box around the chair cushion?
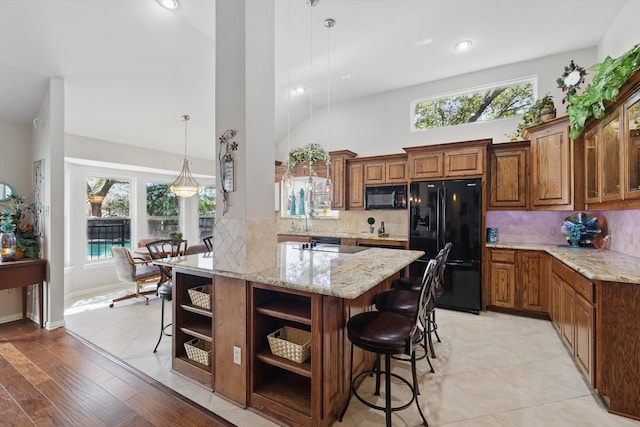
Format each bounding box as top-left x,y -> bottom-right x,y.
392,276 -> 422,292
374,289 -> 419,317
158,282 -> 172,300
347,311 -> 413,355
135,264 -> 160,281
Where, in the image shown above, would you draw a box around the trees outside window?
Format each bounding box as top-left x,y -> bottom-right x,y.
412,79 -> 535,131
198,186 -> 215,241
86,177 -> 131,260
146,183 -> 180,239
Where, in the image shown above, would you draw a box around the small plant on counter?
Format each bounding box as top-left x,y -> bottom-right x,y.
367,217 -> 375,233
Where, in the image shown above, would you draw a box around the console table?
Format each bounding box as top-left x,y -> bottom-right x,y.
0,259 -> 46,328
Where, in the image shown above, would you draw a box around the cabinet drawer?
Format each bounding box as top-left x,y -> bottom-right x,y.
491,249 -> 516,263
574,273 -> 594,303
552,258 -> 574,286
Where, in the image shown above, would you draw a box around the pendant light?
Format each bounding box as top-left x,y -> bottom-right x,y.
170,114 -> 201,197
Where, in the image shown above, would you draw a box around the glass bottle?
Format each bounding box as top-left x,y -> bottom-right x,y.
1,232 -> 17,261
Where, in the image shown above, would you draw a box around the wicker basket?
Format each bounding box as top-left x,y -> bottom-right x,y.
267,326 -> 311,363
184,338 -> 212,366
188,284 -> 212,310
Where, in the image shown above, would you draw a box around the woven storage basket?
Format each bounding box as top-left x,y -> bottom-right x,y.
267,326 -> 311,363
188,284 -> 212,310
184,338 -> 212,366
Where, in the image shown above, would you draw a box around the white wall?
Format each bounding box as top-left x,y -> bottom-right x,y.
276,47 -> 597,160
0,122 -> 34,324
598,1 -> 640,59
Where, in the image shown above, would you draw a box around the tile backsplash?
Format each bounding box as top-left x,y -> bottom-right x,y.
276,210 -> 409,237
486,209 -> 640,258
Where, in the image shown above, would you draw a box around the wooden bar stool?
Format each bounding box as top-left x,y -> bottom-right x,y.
338,259 -> 437,427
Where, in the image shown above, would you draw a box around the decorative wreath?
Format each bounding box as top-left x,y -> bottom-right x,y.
557,60 -> 587,104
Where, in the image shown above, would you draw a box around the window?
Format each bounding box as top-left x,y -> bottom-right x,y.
281,176 -> 339,219
412,78 -> 535,131
86,177 -> 131,260
146,183 -> 180,239
198,186 -> 215,241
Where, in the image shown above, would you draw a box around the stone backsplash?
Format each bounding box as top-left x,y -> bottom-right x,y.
276,209 -> 409,237
486,209 -> 640,258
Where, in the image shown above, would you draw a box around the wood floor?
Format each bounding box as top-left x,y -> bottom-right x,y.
0,319 -> 235,427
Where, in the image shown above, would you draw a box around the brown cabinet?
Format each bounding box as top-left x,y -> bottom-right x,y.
329,150 -> 357,209
348,161 -> 365,209
489,249 -> 516,309
527,117 -> 578,210
488,142 -> 529,209
581,69 -> 640,209
404,139 -> 489,180
488,249 -> 549,314
550,258 -> 595,386
362,154 -> 408,185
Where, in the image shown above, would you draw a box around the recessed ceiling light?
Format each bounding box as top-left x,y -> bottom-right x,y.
295,87 -> 307,94
341,74 -> 353,80
454,40 -> 473,51
156,0 -> 179,10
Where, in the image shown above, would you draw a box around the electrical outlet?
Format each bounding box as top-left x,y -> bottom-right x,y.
233,346 -> 241,365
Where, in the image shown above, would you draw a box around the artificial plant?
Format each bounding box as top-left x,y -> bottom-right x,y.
508,93 -> 555,141
0,194 -> 39,258
566,43 -> 640,140
287,143 -> 330,168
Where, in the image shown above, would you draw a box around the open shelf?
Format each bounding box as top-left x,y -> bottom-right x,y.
180,325 -> 212,342
180,303 -> 212,317
254,293 -> 312,325
256,350 -> 311,378
253,370 -> 312,417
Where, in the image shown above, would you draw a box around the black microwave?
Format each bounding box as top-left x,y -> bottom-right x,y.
365,185 -> 407,210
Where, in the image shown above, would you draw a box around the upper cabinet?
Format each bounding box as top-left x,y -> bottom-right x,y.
329,150 -> 357,209
526,117 -> 580,210
488,141 -> 529,210
404,139 -> 489,181
582,69 -> 640,209
363,154 -> 408,185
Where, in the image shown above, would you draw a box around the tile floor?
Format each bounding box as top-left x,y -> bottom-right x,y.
65,286 -> 640,427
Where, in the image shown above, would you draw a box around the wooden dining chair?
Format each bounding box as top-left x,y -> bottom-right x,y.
110,246 -> 160,307
202,235 -> 213,252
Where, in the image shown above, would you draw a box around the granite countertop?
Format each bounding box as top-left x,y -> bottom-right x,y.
279,230 -> 408,242
487,242 -> 640,285
154,242 -> 424,299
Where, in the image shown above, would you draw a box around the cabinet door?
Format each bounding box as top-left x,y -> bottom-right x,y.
518,251 -> 550,313
584,127 -> 600,203
489,146 -> 528,208
386,160 -> 408,183
363,161 -> 385,185
574,293 -> 595,385
490,262 -> 516,308
530,119 -> 573,208
348,163 -> 364,209
560,280 -> 575,350
551,273 -> 562,332
331,156 -> 346,209
444,146 -> 484,177
601,111 -> 622,202
624,92 -> 640,200
409,152 -> 444,179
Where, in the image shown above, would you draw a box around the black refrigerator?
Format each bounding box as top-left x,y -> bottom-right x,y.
409,179 -> 482,314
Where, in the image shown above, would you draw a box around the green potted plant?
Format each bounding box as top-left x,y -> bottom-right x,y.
508,93 -> 555,141
367,217 -> 375,233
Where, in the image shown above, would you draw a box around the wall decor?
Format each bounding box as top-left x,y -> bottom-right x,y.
218,129 -> 238,215
34,159 -> 45,237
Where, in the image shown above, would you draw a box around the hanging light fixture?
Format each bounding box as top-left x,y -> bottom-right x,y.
170,114 -> 201,198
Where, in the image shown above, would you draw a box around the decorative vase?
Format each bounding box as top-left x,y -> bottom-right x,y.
1,232 -> 17,261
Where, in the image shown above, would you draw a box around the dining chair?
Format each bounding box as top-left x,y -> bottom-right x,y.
110,246 -> 160,307
202,235 -> 213,252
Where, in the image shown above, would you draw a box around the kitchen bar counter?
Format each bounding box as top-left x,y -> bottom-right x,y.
486,243 -> 640,285
155,242 -> 423,299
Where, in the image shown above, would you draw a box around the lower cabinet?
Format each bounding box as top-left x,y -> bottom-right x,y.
550,258 -> 595,386
488,249 -> 549,315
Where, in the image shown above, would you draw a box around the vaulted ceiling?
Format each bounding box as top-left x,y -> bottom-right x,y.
0,0 -> 627,160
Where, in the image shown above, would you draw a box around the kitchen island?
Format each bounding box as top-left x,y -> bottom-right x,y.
156,242 -> 424,427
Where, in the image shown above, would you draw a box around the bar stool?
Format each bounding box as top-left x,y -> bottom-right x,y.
153,281 -> 172,353
339,259 -> 437,427
389,242 -> 451,356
